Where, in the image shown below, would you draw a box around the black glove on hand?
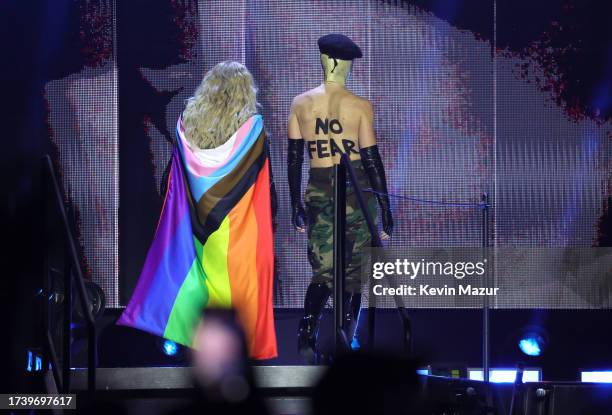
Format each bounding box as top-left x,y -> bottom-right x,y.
360,145 -> 393,236
288,139 -> 307,231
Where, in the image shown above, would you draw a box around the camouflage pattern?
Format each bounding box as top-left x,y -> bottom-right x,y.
305,160 -> 377,293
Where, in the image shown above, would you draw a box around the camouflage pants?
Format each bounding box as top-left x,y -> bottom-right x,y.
305,160 -> 377,293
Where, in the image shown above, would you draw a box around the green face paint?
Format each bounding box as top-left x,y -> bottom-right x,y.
320,53 -> 352,86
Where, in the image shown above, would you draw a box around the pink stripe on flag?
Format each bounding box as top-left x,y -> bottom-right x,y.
178,117 -> 255,178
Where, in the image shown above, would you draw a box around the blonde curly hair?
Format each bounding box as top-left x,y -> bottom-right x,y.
182,61 -> 259,149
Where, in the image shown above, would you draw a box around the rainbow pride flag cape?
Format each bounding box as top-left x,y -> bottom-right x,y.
118,114 -> 277,359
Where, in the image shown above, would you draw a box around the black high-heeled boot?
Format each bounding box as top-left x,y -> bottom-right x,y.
297,282 -> 331,364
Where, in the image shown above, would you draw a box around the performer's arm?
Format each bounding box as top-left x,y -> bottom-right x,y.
288,99 -> 307,232
358,101 -> 393,239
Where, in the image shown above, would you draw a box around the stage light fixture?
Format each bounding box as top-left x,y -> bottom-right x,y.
468,368 -> 541,383
581,371 -> 612,383
25,350 -> 43,372
517,327 -> 548,357
26,350 -> 34,372
162,340 -> 178,356
518,337 -> 542,356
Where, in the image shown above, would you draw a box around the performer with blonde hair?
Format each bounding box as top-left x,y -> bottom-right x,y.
119,61 -> 278,360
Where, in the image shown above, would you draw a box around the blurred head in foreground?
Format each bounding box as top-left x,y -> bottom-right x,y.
192,312 -> 245,373
171,308 -> 269,415
191,308 -> 251,401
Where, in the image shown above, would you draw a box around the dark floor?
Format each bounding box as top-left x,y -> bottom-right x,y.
85,308 -> 612,382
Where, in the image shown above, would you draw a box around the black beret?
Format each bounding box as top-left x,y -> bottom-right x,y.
318,33 -> 362,60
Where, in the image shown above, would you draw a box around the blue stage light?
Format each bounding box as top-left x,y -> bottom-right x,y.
468,368 -> 541,383
162,340 -> 178,356
581,371 -> 612,383
518,337 -> 542,357
26,350 -> 43,372
26,350 -> 33,372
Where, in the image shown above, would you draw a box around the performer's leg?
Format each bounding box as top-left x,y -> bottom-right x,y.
297,282 -> 331,361
298,180 -> 333,362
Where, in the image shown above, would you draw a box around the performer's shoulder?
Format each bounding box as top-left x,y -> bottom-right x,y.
346,93 -> 373,116
350,92 -> 372,105
290,89 -> 317,109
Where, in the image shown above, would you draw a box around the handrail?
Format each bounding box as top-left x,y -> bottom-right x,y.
340,154 -> 382,247
42,155 -> 97,393
333,162 -> 347,351
333,154 -> 385,353
333,153 -> 490,366
481,193 -> 490,382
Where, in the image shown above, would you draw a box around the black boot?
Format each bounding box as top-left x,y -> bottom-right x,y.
297,283 -> 331,364
342,292 -> 362,349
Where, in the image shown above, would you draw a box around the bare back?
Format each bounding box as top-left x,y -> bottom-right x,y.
288,83 -> 377,168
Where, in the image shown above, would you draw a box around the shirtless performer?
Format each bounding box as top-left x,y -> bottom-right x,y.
288,33 -> 393,362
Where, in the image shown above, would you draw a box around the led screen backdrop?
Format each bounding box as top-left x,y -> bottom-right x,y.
45,0 -> 119,307
45,0 -> 611,309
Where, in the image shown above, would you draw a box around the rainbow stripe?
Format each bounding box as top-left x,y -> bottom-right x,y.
118,115 -> 277,359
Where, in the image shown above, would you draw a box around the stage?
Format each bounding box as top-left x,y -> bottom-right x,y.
36,307 -> 612,414
4,0 -> 612,414
61,366 -> 612,415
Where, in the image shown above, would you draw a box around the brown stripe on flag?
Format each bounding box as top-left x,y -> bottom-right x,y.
194,130 -> 266,226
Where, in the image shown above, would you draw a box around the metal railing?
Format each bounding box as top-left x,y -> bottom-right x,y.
332,153 -> 491,381
332,153 -> 383,352
42,155 -> 97,392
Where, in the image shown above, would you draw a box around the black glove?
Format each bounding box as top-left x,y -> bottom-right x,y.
288,139 -> 307,230
360,145 -> 393,236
